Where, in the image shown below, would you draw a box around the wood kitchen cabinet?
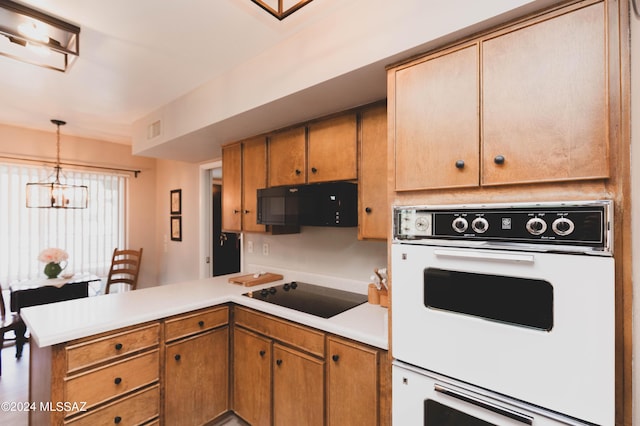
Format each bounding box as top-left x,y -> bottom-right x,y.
233,306 -> 389,426
268,126 -> 307,187
390,0 -> 611,191
394,43 -> 479,191
273,343 -> 324,426
233,327 -> 272,426
307,112 -> 358,183
359,102 -> 389,239
267,112 -> 358,187
327,336 -> 390,426
164,306 -> 230,425
222,136 -> 267,232
29,322 -> 161,425
481,1 -> 608,185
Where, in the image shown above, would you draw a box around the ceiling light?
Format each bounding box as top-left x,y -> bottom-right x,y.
250,0 -> 313,20
26,120 -> 89,209
0,0 -> 79,72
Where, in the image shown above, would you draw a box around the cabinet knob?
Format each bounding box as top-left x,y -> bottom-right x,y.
233,209 -> 240,214
259,350 -> 266,357
365,207 -> 372,214
295,169 -> 301,175
114,416 -> 122,424
455,160 -> 465,169
114,343 -> 123,351
175,354 -> 181,361
244,209 -> 250,214
332,354 -> 340,362
198,320 -> 205,327
311,167 -> 318,174
494,155 -> 505,165
114,377 -> 122,385
276,359 -> 283,366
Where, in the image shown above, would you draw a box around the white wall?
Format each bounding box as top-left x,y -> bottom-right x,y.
243,228 -> 387,283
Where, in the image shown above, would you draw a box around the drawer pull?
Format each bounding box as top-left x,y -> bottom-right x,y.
114,377 -> 122,385
276,359 -> 283,366
259,350 -> 266,357
114,343 -> 123,351
332,354 -> 340,362
114,416 -> 122,424
175,354 -> 181,361
198,320 -> 205,327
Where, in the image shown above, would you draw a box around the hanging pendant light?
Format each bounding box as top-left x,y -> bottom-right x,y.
26,119 -> 88,209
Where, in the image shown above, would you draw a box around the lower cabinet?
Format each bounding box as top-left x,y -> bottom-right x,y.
163,306 -> 230,425
273,343 -> 325,426
233,306 -> 389,426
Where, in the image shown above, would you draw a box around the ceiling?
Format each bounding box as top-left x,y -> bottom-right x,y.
0,0 -> 359,147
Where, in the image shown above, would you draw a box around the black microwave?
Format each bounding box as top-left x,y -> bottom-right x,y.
257,182 -> 357,227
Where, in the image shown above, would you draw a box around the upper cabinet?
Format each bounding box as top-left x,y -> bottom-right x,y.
307,113 -> 358,184
394,44 -> 479,191
222,136 -> 267,233
268,113 -> 358,187
390,0 -> 611,191
268,126 -> 307,187
359,103 -> 388,240
481,2 -> 608,185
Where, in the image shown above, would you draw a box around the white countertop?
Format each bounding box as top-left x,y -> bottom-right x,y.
20,272 -> 389,350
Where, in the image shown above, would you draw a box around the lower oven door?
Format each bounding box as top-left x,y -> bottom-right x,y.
391,243 -> 614,425
393,361 -> 588,426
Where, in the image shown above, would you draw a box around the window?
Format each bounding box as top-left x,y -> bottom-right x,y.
0,162 -> 127,286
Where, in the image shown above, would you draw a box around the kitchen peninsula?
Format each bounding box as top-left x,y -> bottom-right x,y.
22,271 -> 389,425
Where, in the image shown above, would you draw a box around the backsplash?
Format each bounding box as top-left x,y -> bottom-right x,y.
242,227 -> 386,284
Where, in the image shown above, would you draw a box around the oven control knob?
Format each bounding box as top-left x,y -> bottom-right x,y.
552,217 -> 575,236
471,217 -> 489,234
452,217 -> 468,233
526,217 -> 547,235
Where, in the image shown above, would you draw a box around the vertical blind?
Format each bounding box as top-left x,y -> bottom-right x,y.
0,162 -> 127,286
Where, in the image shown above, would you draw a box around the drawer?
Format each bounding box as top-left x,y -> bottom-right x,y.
165,306 -> 229,342
66,323 -> 159,373
234,307 -> 325,358
65,384 -> 159,425
65,350 -> 159,411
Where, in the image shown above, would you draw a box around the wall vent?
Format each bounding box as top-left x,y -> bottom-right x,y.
147,120 -> 162,139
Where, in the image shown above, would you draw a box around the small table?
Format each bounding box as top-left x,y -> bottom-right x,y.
9,274 -> 101,358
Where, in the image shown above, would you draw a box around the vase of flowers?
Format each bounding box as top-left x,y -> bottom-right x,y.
39,248 -> 68,279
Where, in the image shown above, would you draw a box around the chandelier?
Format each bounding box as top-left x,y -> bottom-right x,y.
250,0 -> 313,20
26,119 -> 88,209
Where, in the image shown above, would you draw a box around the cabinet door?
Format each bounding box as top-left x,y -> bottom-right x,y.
243,136 -> 267,233
359,103 -> 388,240
273,344 -> 324,426
482,2 -> 608,185
222,144 -> 242,231
308,113 -> 357,183
394,44 -> 480,190
233,328 -> 272,426
165,328 -> 229,425
268,126 -> 306,187
327,337 -> 379,426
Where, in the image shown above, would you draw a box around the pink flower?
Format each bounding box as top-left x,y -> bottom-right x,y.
38,248 -> 69,264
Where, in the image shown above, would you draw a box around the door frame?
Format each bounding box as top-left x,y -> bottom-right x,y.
199,160 -> 243,279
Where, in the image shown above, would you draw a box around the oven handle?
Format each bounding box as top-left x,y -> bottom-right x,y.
434,384 -> 534,425
433,248 -> 535,264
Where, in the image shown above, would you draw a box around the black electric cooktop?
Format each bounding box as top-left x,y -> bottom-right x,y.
242,281 -> 368,319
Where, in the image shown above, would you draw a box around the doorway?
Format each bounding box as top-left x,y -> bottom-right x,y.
211,181 -> 240,277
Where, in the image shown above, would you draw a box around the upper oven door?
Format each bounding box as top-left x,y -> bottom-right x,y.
391,243 -> 614,426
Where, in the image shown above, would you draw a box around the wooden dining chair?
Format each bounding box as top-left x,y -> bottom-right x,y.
105,248 -> 143,294
0,289 -> 26,375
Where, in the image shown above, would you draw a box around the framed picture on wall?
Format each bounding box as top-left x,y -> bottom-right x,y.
171,216 -> 182,241
170,189 -> 182,215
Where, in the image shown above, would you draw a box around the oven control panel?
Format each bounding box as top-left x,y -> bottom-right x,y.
393,201 -> 612,253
